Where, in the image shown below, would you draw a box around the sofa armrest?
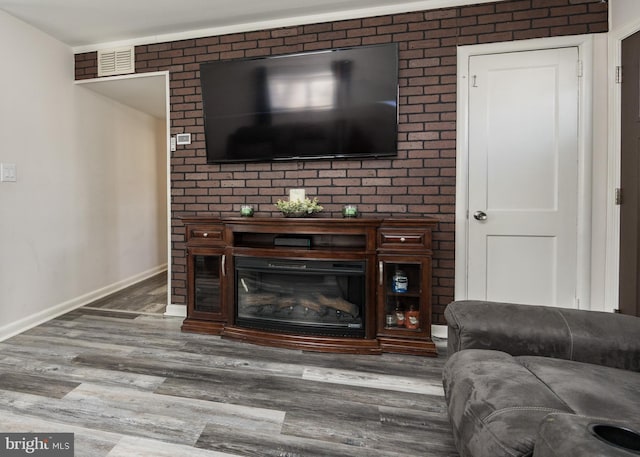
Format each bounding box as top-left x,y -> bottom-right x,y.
445,300 -> 640,371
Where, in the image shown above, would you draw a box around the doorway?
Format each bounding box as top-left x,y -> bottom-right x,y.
74,72 -> 173,313
619,30 -> 640,317
456,36 -> 594,308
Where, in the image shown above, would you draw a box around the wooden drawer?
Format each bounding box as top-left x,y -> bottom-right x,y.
186,225 -> 225,245
378,228 -> 431,251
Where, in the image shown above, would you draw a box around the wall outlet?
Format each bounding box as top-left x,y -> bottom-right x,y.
0,163 -> 17,182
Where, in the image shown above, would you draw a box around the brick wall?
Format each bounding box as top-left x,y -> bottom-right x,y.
75,0 -> 608,325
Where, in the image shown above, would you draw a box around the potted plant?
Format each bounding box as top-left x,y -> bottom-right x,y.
275,197 -> 323,217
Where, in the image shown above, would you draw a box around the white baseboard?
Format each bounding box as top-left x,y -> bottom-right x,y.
0,265 -> 167,342
431,324 -> 448,339
164,304 -> 187,317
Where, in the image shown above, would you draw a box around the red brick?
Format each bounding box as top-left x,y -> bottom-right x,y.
478,12 -> 514,24
479,31 -> 515,43
147,43 -> 172,52
304,23 -> 333,33
514,8 -> 548,20
514,28 -> 551,40
285,34 -> 318,45
550,24 -> 588,35
220,50 -> 245,60
220,33 -> 246,44
461,4 -> 496,16
532,16 -> 568,28
497,20 -> 532,32
196,36 -> 220,46
232,41 -> 258,50
363,16 -> 393,27
362,35 -> 392,45
172,39 -> 196,49
245,48 -> 271,58
333,19 -> 363,30
348,27 -> 377,38
377,24 -> 408,34
532,0 -> 567,6
271,27 -> 299,38
394,12 -> 425,24
570,12 -> 608,25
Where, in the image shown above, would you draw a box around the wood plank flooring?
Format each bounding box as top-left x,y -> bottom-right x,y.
0,273 -> 459,457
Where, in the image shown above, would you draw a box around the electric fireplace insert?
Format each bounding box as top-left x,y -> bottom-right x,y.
235,256 -> 366,338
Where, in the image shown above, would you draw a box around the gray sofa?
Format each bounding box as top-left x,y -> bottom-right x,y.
442,300 -> 640,457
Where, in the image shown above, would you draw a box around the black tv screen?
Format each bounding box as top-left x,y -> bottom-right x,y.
200,43 -> 398,163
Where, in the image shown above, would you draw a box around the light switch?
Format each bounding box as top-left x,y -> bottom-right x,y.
0,163 -> 17,182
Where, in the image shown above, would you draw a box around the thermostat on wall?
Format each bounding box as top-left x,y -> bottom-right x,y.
176,133 -> 191,145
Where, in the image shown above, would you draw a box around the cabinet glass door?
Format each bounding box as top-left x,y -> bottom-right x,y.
194,254 -> 222,314
382,261 -> 423,332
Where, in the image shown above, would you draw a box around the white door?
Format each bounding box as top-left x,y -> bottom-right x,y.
466,47 -> 579,307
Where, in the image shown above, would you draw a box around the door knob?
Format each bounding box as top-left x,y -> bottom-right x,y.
473,211 -> 487,221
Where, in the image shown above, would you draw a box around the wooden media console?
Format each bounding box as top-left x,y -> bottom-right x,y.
181,216 -> 438,356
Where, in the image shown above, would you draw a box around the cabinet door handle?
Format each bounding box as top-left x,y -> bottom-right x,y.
221,255 -> 226,277
203,232 -> 208,237
379,261 -> 383,286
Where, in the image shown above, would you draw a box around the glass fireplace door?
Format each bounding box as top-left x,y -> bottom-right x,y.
235,257 -> 366,338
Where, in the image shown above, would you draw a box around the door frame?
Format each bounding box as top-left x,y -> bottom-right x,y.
455,35 -> 594,308
74,71 -> 177,315
606,19 -> 640,313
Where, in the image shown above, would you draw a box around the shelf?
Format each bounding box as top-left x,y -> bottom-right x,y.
386,292 -> 421,298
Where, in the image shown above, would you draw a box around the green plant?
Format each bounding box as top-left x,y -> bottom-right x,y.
275,197 -> 323,216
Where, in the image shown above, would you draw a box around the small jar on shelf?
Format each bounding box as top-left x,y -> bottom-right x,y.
394,302 -> 405,327
392,269 -> 408,293
405,304 -> 420,330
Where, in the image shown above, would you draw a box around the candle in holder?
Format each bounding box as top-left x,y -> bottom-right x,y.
289,188 -> 305,202
342,205 -> 358,218
240,205 -> 254,217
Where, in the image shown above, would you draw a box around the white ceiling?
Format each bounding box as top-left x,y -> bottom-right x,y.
0,0 -> 495,50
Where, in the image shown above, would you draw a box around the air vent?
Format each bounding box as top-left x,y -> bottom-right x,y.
97,46 -> 135,77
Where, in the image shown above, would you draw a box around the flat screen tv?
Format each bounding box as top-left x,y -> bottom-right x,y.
200,43 -> 398,163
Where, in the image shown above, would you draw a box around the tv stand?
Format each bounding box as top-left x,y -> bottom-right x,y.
181,216 -> 438,356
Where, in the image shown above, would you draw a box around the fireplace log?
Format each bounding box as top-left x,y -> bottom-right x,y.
240,292 -> 279,306
297,296 -> 328,314
315,294 -> 359,317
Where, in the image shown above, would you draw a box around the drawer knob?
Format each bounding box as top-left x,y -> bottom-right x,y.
400,237 -> 406,242
203,232 -> 208,237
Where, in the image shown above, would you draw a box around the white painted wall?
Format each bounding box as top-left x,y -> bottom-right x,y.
589,33 -> 610,312
611,0 -> 640,31
0,10 -> 167,339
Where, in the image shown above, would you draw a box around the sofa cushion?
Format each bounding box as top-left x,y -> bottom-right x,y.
443,349 -> 573,457
517,356 -> 640,423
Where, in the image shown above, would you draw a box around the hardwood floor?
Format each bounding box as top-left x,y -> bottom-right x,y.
0,273 -> 459,457
84,272 -> 168,315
